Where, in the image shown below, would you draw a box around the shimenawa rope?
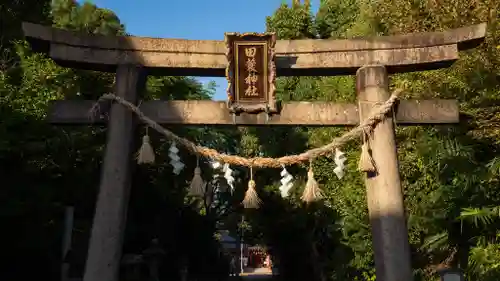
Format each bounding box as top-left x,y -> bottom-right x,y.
89,89 -> 402,168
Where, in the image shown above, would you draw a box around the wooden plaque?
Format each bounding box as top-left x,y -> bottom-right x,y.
225,32 -> 277,114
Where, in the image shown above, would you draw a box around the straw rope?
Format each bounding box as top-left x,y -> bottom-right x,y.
89,89 -> 402,168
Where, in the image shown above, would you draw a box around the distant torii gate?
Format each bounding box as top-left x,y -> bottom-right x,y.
23,22 -> 486,281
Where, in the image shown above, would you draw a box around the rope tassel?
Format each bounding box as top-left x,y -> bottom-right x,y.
243,168 -> 261,209
301,165 -> 323,203
137,129 -> 155,164
189,157 -> 206,197
358,130 -> 376,173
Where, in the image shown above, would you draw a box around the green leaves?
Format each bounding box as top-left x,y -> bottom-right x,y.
315,0 -> 359,39
266,3 -> 315,39
459,207 -> 500,228
254,1 -> 500,280
1,1 -> 234,280
51,0 -> 125,35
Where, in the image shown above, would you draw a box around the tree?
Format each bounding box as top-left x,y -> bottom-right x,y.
0,1 -> 235,280
254,0 -> 500,280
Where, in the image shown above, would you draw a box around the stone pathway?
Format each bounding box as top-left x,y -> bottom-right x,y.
240,267 -> 273,280
241,275 -> 273,280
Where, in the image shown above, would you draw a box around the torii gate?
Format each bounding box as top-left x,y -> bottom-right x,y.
22,22 -> 486,281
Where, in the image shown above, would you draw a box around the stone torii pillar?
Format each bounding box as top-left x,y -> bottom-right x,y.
357,65 -> 411,281
21,22 -> 486,281
81,65 -> 145,281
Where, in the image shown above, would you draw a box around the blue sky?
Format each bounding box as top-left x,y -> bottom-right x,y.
81,0 -> 320,100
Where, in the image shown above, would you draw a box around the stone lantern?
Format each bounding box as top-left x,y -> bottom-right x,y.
142,238 -> 165,281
